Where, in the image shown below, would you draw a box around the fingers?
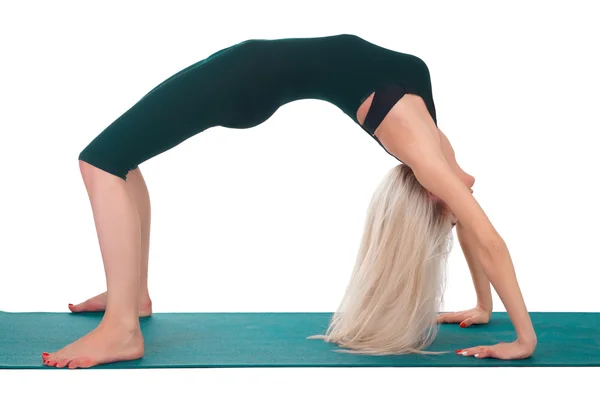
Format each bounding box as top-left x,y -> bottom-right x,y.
473,348 -> 493,359
436,313 -> 449,323
456,346 -> 482,357
437,311 -> 466,324
456,345 -> 503,359
456,346 -> 491,358
460,317 -> 475,328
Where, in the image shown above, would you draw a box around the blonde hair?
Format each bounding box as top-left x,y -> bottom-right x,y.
309,163 -> 454,355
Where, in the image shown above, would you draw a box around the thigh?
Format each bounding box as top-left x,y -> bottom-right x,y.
79,60 -> 219,180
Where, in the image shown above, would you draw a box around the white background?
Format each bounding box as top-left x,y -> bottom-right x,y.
1,0 -> 598,397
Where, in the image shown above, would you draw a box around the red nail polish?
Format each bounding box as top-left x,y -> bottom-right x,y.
460,322 -> 466,328
455,349 -> 463,354
42,352 -> 49,356
68,304 -> 74,307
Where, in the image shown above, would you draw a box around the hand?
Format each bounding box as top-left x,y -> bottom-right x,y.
456,339 -> 536,360
436,305 -> 491,328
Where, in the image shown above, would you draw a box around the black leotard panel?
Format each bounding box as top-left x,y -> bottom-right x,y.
78,34 -> 437,180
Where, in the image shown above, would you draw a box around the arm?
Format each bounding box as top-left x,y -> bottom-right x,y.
375,122 -> 536,358
412,156 -> 536,347
371,96 -> 536,355
456,220 -> 493,313
436,128 -> 491,308
435,222 -> 494,328
436,128 -> 492,309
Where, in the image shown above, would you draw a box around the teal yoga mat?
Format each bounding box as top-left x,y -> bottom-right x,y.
1,311 -> 599,368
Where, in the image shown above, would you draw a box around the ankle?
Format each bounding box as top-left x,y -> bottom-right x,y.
101,312 -> 141,331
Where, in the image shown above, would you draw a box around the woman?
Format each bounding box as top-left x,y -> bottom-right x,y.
41,34 -> 537,368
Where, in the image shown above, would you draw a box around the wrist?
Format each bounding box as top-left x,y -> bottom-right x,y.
476,301 -> 493,315
517,335 -> 538,349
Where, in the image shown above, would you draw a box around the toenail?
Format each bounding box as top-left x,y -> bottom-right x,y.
42,352 -> 49,356
68,303 -> 73,306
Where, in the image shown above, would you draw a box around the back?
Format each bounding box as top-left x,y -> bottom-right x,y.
203,34 -> 437,125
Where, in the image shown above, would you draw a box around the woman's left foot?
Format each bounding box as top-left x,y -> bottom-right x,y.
41,320 -> 144,368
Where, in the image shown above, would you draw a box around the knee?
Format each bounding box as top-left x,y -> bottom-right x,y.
78,158 -> 104,183
78,158 -> 94,172
78,149 -> 130,183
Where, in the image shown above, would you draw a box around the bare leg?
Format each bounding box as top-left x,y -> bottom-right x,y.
128,167 -> 153,309
43,161 -> 144,368
68,167 -> 153,317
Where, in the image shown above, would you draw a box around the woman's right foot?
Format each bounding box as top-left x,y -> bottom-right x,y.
69,292 -> 153,317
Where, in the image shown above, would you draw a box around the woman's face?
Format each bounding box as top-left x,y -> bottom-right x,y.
429,172 -> 474,200
429,172 -> 474,225
463,173 -> 476,193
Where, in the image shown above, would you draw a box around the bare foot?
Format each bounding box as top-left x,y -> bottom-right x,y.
69,291 -> 153,317
42,321 -> 144,369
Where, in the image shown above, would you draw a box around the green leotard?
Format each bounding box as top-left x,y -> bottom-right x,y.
78,34 -> 437,180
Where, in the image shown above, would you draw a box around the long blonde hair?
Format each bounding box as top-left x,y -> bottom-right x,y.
309,163 -> 454,355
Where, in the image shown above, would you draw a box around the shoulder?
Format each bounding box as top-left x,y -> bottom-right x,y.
373,100 -> 501,247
